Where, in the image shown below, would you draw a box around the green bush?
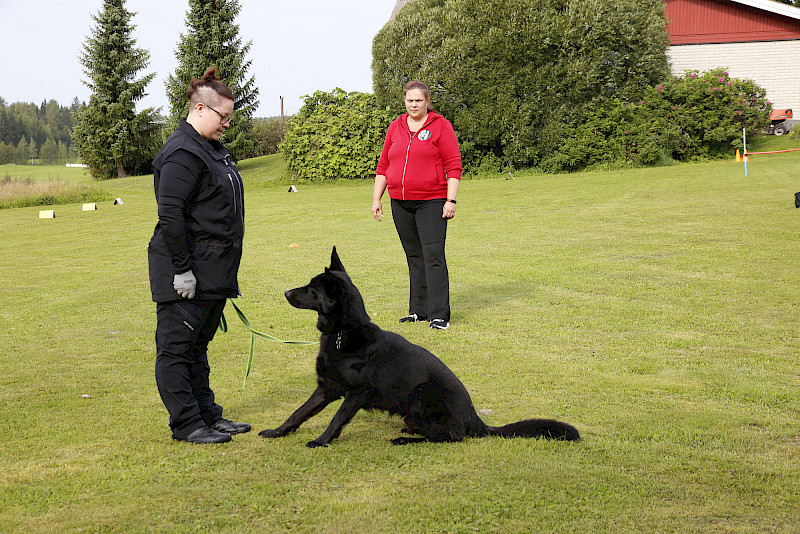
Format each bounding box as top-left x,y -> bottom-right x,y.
647,68 -> 770,159
543,98 -> 678,172
373,0 -> 671,170
246,117 -> 286,158
280,89 -> 396,180
543,69 -> 771,171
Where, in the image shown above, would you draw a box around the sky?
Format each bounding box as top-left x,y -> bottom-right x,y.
0,0 -> 399,118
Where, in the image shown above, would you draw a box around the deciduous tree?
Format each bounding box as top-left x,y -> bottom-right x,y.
15,137 -> 30,165
373,0 -> 670,169
40,139 -> 59,165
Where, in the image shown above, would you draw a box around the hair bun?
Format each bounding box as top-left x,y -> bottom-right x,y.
202,65 -> 221,82
185,65 -> 235,104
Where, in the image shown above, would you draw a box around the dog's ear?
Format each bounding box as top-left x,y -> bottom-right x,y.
333,273 -> 370,327
329,246 -> 345,273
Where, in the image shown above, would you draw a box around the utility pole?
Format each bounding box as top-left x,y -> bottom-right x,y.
280,96 -> 284,122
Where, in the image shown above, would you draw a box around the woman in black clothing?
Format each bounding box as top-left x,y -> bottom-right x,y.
148,66 -> 250,444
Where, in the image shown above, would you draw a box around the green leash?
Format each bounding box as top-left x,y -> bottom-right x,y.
219,299 -> 318,389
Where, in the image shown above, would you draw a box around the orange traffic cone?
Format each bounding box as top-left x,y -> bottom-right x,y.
735,149 -> 741,162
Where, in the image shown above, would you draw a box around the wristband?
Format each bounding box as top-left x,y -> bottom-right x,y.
447,199 -> 457,204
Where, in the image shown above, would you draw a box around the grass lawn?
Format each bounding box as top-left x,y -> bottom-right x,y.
1,146 -> 799,532
1,164 -> 109,209
1,163 -> 92,183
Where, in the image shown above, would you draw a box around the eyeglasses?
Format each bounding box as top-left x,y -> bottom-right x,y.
205,104 -> 232,125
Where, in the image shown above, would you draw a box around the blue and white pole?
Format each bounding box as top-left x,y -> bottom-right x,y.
743,128 -> 748,177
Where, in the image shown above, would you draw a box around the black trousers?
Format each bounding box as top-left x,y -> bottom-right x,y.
390,198 -> 450,322
155,299 -> 226,439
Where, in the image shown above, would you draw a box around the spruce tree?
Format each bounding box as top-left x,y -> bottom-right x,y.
72,0 -> 160,179
166,0 -> 259,161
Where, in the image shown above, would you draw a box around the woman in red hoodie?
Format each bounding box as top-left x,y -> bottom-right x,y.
372,81 -> 463,330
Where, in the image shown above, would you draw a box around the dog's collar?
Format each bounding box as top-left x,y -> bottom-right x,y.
335,326 -> 361,351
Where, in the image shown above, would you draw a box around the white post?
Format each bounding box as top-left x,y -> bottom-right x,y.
743,128 -> 748,177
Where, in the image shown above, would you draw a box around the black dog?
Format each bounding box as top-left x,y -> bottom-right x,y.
259,247 -> 579,447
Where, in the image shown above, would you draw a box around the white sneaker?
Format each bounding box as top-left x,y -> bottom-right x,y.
429,319 -> 450,330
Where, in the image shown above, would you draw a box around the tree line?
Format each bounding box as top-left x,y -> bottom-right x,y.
0,97 -> 81,165
0,90 -> 283,168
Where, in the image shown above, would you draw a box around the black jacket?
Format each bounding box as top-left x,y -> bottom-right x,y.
148,119 -> 245,302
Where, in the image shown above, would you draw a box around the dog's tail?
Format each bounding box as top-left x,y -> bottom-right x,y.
486,419 -> 580,441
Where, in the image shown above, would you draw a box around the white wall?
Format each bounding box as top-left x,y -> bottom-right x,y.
668,40 -> 800,112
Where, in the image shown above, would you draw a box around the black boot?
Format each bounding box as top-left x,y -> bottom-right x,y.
176,426 -> 232,443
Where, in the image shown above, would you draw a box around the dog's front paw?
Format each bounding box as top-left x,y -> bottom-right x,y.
258,428 -> 284,439
306,440 -> 328,448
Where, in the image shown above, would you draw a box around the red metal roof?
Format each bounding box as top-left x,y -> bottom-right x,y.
666,0 -> 800,44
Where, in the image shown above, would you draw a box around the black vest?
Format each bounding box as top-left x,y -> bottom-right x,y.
148,120 -> 245,302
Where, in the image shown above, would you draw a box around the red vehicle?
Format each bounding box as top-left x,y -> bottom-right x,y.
765,109 -> 795,136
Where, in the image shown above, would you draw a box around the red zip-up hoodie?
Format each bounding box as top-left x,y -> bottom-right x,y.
376,111 -> 462,200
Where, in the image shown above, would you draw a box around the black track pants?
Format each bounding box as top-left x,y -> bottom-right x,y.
155,299 -> 226,439
390,198 -> 450,322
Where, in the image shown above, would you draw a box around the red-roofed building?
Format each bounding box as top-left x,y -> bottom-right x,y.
666,0 -> 800,111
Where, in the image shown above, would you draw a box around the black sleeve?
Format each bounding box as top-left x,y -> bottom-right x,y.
156,149 -> 204,274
